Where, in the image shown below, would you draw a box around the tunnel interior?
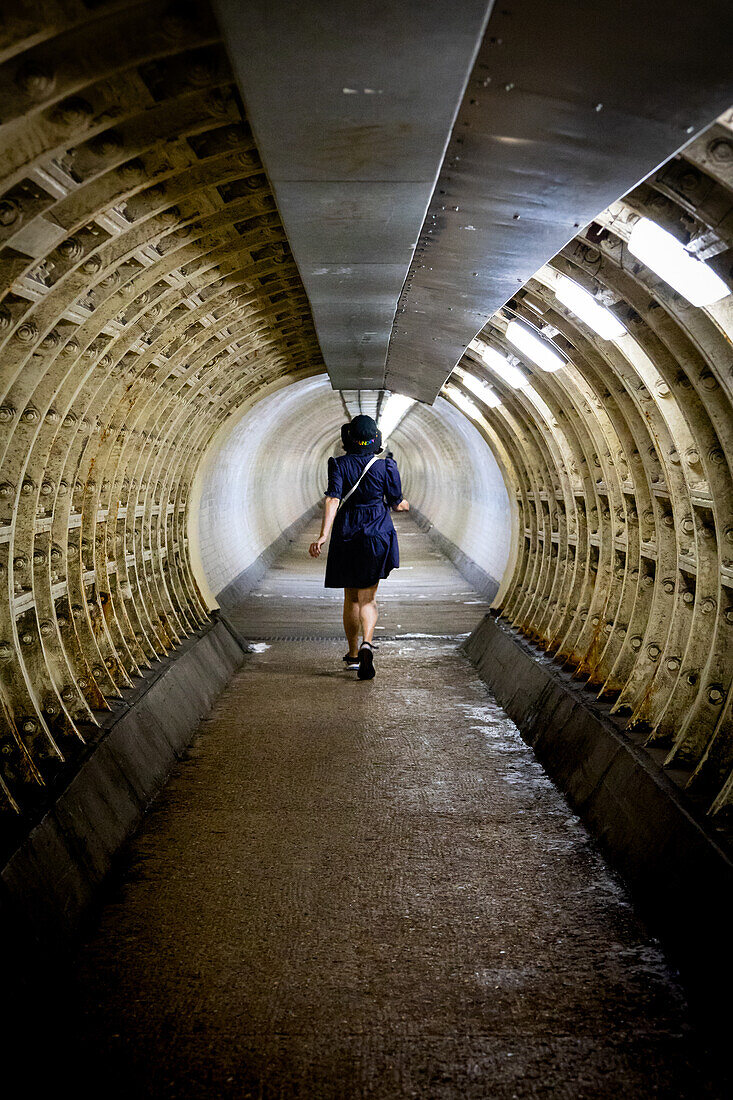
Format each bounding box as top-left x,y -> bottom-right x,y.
193,374 -> 513,610
2,5 -> 732,829
1,2 -> 733,1086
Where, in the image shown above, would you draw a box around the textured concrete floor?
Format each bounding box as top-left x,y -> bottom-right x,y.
227,517 -> 491,639
54,518 -> 722,1097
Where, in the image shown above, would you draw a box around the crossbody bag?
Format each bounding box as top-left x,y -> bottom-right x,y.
336,455 -> 380,513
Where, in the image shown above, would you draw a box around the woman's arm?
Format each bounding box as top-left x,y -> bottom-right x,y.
309,497 -> 340,557
385,455 -> 409,512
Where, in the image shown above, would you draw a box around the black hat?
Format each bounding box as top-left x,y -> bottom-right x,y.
341,414 -> 382,454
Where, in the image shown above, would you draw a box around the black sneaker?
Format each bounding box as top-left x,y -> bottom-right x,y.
357,643 -> 376,681
343,653 -> 360,670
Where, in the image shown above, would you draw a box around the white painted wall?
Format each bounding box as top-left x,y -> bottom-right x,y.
192,375 -> 513,604
193,377 -> 342,604
388,396 -> 512,586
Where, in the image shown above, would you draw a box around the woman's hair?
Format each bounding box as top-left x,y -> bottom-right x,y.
341,414 -> 383,454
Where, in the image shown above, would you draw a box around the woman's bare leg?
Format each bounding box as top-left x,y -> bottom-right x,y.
358,583 -> 379,645
343,588 -> 360,656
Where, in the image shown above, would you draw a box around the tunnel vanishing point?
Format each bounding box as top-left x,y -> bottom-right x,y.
1,1 -> 733,1093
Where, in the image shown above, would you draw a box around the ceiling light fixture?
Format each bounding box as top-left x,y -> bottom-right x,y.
505,320 -> 565,372
627,217 -> 730,307
554,275 -> 627,339
468,339 -> 527,388
443,384 -> 480,418
378,393 -> 415,441
453,366 -> 502,407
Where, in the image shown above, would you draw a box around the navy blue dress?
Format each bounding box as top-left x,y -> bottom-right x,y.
324,453 -> 403,589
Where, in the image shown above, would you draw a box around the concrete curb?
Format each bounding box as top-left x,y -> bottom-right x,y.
463,612 -> 733,1027
0,619 -> 245,965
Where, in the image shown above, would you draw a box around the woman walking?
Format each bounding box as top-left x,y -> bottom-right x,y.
309,414 -> 409,680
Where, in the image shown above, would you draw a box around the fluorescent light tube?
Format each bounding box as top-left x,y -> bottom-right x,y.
506,320 -> 565,372
378,393 -> 415,441
443,384 -> 480,418
554,275 -> 627,339
454,367 -> 502,407
628,217 -> 730,307
468,340 -> 527,388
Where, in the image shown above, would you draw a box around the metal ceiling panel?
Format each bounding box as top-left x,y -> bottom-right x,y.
298,261 -> 410,378
274,182 -> 425,263
213,0 -> 493,391
384,0 -> 733,402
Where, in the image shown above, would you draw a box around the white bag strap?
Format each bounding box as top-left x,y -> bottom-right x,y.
337,455 -> 380,512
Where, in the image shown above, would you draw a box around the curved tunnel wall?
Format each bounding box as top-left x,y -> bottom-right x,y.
442,109 -> 733,828
0,0 -> 324,832
388,396 -> 514,590
193,376 -> 342,606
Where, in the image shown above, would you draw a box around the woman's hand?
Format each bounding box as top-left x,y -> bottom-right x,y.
394,499 -> 410,512
309,498 -> 339,557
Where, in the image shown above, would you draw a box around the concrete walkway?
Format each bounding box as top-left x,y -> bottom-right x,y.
60,518 -> 719,1097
